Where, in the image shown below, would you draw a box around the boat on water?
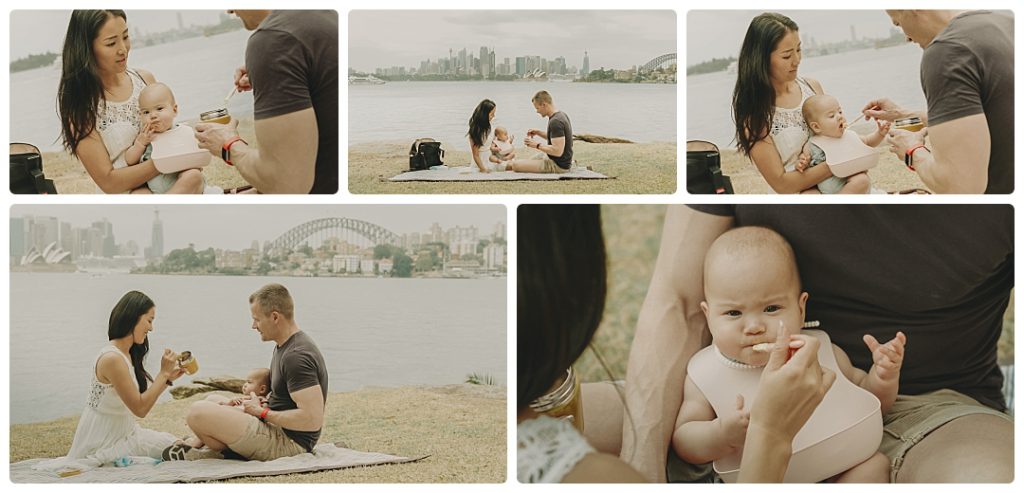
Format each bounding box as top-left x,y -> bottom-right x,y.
349,75 -> 386,85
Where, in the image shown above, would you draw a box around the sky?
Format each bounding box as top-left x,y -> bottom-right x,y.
9,10 -> 227,60
686,10 -> 899,65
348,10 -> 676,73
12,205 -> 506,252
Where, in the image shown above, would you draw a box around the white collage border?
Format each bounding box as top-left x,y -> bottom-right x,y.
1,0 -> 1020,491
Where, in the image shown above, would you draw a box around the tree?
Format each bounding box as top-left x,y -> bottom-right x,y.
415,254 -> 434,272
374,244 -> 399,260
392,253 -> 413,278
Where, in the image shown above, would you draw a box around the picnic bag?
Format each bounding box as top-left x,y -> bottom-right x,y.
409,138 -> 444,171
686,140 -> 733,194
10,143 -> 57,194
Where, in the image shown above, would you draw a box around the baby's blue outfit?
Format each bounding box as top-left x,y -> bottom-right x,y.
807,142 -> 848,194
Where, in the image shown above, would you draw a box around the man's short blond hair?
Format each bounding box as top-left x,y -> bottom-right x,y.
532,90 -> 553,105
249,283 -> 294,320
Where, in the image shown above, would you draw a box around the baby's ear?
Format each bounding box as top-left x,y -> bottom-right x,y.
808,121 -> 820,133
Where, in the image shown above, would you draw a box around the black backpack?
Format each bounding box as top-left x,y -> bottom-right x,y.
408,138 -> 444,171
10,143 -> 57,194
686,140 -> 733,194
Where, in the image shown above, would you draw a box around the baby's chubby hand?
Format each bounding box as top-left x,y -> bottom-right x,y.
863,331 -> 906,382
718,394 -> 750,450
874,119 -> 892,135
135,121 -> 156,147
796,151 -> 811,172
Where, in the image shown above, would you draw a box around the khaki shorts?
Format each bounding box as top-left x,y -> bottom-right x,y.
228,415 -> 307,461
880,389 -> 1012,482
535,152 -> 570,174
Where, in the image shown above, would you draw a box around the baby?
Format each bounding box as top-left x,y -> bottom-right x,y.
799,94 -> 890,194
488,126 -> 516,170
124,83 -> 204,194
671,226 -> 906,483
203,367 -> 271,408
172,368 -> 271,452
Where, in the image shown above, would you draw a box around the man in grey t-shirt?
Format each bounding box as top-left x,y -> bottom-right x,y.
194,10 -> 339,194
862,10 -> 1013,193
167,283 -> 328,462
508,90 -> 574,173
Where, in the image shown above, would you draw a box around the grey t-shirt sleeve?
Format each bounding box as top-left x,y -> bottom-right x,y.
922,40 -> 985,126
548,118 -> 567,140
247,30 -> 314,120
282,350 -> 321,395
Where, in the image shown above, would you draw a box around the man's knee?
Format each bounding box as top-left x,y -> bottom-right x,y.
898,414 -> 1013,482
187,400 -> 218,429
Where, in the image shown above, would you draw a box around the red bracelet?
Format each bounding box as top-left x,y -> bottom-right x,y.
904,144 -> 928,171
222,136 -> 247,166
259,407 -> 270,422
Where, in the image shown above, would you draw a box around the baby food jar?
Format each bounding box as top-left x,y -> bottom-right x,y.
199,108 -> 231,125
529,366 -> 584,432
894,117 -> 924,132
178,351 -> 199,375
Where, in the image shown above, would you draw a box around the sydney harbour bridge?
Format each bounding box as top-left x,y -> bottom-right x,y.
639,53 -> 677,73
268,217 -> 400,251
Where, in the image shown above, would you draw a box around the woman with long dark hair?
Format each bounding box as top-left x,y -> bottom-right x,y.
731,12 -> 869,194
33,291 -> 185,472
467,98 -> 500,172
517,205 -> 836,483
58,10 -> 202,194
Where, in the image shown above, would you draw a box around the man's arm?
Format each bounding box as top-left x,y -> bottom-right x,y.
230,108 -> 319,193
620,205 -> 733,482
897,114 -> 991,193
258,385 -> 325,432
536,136 -> 566,158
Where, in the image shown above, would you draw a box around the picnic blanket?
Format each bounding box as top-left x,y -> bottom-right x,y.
11,443 -> 427,483
389,166 -> 611,182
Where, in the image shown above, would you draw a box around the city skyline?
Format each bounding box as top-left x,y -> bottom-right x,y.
349,10 -> 675,73
687,10 -> 903,64
9,10 -> 228,60
11,205 -> 506,254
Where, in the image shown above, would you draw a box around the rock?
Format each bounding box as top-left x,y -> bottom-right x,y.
170,384 -> 218,400
193,376 -> 246,394
573,134 -> 633,144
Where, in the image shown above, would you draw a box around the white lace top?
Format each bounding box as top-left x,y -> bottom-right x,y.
770,78 -> 817,172
97,70 -> 146,173
517,415 -> 595,483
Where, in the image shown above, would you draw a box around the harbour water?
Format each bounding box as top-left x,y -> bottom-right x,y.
9,273 -> 507,424
10,29 -> 255,151
349,80 -> 677,148
687,43 -> 927,147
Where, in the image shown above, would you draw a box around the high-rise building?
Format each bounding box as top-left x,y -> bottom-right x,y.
515,56 -> 526,76
479,46 -> 490,79
60,221 -> 73,255
582,50 -> 590,76
149,209 -> 164,259
10,217 -> 25,260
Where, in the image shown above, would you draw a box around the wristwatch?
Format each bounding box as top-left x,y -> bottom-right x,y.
904,144 -> 928,171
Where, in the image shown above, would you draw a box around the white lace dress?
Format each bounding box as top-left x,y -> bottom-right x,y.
97,71 -> 147,181
31,345 -> 177,472
770,77 -> 817,173
469,128 -> 497,171
517,415 -> 595,483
